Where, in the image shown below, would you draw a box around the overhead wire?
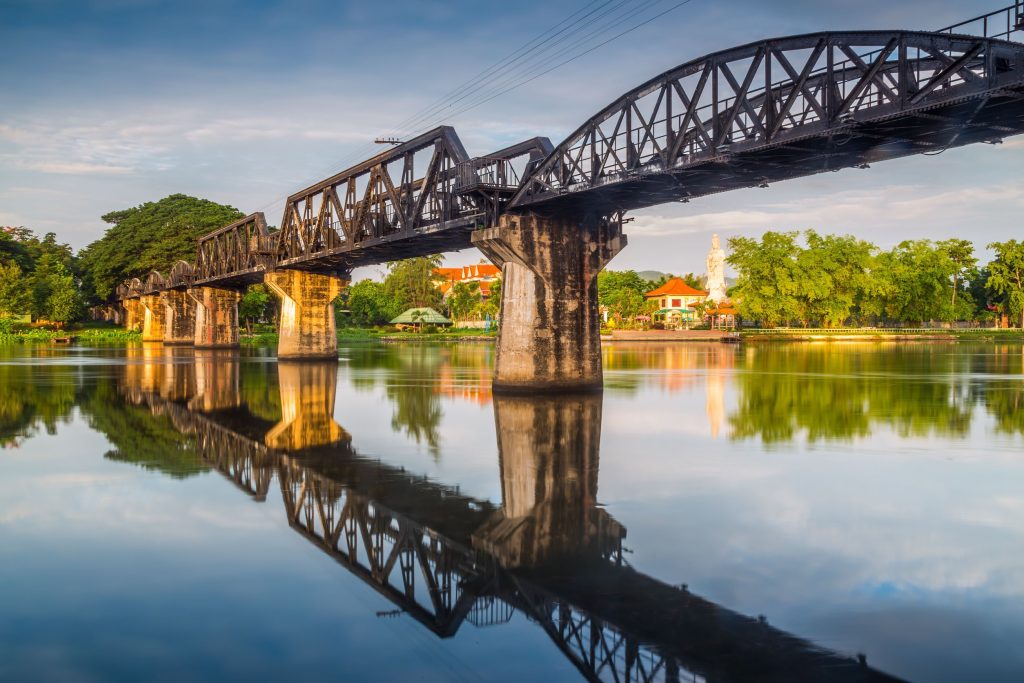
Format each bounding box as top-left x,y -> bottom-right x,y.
254,0 -> 699,221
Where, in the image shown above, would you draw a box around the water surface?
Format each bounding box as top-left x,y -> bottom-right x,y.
1,341 -> 1022,682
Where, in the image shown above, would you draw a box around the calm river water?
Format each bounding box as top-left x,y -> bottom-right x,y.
0,341 -> 1022,682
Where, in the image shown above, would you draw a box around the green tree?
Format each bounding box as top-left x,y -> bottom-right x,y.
239,284 -> 275,332
796,231 -> 875,327
938,238 -> 977,321
346,279 -> 405,326
77,194 -> 243,301
866,240 -> 957,324
0,262 -> 31,317
383,255 -> 443,309
727,231 -> 803,326
447,281 -> 480,323
986,239 -> 1024,328
45,271 -> 80,326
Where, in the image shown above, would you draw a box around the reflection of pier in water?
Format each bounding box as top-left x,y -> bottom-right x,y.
117,350 -> 902,683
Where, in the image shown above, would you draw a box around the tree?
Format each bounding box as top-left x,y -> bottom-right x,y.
938,238 -> 977,321
383,255 -> 443,310
239,284 -> 275,332
598,270 -> 654,327
987,239 -> 1024,328
0,263 -> 31,317
727,231 -> 803,326
77,194 -> 243,301
346,279 -> 405,326
796,231 -> 874,327
447,281 -> 480,324
865,240 -> 956,324
45,272 -> 80,326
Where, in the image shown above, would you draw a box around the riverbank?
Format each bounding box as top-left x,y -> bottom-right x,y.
0,326 -> 141,344
741,328 -> 1024,342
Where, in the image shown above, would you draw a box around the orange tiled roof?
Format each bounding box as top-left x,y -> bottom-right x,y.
645,277 -> 708,298
433,264 -> 500,282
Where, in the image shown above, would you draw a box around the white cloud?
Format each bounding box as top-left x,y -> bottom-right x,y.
18,161 -> 134,175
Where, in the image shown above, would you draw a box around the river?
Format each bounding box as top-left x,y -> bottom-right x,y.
0,341 -> 1021,682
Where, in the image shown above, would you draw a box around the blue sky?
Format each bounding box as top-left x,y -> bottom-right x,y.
1,0 -> 1021,278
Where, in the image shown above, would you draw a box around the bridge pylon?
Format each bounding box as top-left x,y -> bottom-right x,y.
264,270 -> 348,361
160,290 -> 196,345
473,213 -> 625,392
189,287 -> 241,349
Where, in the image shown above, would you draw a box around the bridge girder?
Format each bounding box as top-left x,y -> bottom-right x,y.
192,212 -> 275,289
510,31 -> 1024,213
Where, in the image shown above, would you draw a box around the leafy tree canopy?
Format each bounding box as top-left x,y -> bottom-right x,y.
77,194 -> 243,301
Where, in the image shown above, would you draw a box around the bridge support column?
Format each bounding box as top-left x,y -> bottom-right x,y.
140,295 -> 166,342
189,287 -> 240,348
124,299 -> 143,332
264,270 -> 347,361
472,213 -> 625,392
160,290 -> 195,345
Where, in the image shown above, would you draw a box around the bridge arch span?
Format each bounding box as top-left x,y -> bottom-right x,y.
510,30 -> 1024,212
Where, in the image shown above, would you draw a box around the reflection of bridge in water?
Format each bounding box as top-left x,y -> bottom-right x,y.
117,349 -> 903,682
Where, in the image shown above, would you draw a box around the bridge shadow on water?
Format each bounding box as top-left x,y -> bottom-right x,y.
86,345 -> 911,682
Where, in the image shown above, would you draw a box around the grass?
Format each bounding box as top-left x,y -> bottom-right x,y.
0,326 -> 142,344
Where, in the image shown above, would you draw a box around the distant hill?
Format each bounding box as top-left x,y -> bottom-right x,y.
636,270 -> 666,282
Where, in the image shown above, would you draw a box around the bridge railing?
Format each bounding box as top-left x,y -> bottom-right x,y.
940,2 -> 1024,42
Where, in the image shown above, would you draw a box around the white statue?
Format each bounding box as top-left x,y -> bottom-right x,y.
706,234 -> 728,303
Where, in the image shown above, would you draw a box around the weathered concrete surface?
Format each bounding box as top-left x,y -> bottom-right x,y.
265,362 -> 348,451
264,270 -> 347,360
473,213 -> 625,392
189,287 -> 240,348
472,393 -> 623,568
124,299 -> 144,332
140,295 -> 166,342
160,290 -> 195,345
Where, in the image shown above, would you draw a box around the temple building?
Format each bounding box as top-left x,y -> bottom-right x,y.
644,278 -> 709,328
434,262 -> 501,300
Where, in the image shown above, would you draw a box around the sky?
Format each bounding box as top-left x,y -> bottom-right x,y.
1,0 -> 1021,280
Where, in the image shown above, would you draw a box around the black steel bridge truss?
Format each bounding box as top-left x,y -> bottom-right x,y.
114,9 -> 1024,299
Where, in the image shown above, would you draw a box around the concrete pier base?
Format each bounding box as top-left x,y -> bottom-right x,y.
264,270 -> 347,361
140,295 -> 166,342
190,287 -> 240,348
473,213 -> 625,392
160,290 -> 195,345
124,299 -> 144,332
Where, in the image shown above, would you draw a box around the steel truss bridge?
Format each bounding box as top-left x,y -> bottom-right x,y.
114,365 -> 904,683
113,4 -> 1024,295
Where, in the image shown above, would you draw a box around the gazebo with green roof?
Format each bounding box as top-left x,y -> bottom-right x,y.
389,307 -> 453,326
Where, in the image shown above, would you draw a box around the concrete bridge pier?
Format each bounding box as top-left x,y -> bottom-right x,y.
140,295 -> 167,342
160,290 -> 195,345
189,287 -> 241,348
124,299 -> 144,332
473,213 -> 625,392
264,270 -> 347,361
